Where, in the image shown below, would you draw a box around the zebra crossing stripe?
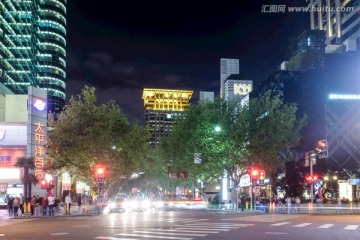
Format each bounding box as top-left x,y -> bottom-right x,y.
175,227 -> 229,231
133,231 -> 207,236
344,225 -> 358,230
95,237 -> 139,240
271,222 -> 291,226
318,224 -> 334,229
293,223 -> 312,227
114,233 -> 193,240
149,229 -> 219,234
182,219 -> 209,223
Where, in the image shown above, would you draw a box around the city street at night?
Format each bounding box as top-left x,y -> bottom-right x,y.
0,209 -> 359,240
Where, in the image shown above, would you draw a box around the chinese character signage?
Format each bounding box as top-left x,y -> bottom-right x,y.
27,87 -> 47,180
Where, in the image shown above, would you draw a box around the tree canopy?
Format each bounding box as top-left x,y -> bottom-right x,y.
47,86 -> 149,193
150,92 -> 307,195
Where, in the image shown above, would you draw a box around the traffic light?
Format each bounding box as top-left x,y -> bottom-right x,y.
251,169 -> 259,179
258,170 -> 265,185
305,175 -> 318,183
96,166 -> 105,183
40,179 -> 47,189
315,139 -> 328,158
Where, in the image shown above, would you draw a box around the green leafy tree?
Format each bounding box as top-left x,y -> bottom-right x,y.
14,156 -> 37,198
47,86 -> 149,194
152,92 -> 307,203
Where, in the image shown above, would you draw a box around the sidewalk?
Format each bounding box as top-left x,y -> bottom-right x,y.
0,204 -> 99,221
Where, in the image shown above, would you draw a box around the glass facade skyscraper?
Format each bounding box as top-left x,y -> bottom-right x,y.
0,0 -> 67,114
220,58 -> 239,99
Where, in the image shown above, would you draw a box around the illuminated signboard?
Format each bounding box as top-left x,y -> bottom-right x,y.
33,99 -> 46,111
234,83 -> 252,95
33,122 -> 45,179
27,86 -> 47,181
329,94 -> 360,100
0,129 -> 5,141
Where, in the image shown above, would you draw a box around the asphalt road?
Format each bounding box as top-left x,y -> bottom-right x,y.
0,209 -> 359,240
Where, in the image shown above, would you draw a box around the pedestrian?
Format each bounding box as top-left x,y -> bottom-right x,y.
12,197 -> 20,218
47,193 -> 55,216
276,198 -> 283,213
30,196 -> 36,215
240,195 -> 245,211
42,194 -> 48,216
77,195 -> 82,214
65,194 -> 72,215
19,193 -> 25,215
285,196 -> 292,214
295,196 -> 301,213
7,197 -> 13,217
316,198 -> 323,213
34,195 -> 42,217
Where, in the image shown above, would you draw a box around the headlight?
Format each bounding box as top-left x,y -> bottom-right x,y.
142,200 -> 151,208
109,202 -> 116,208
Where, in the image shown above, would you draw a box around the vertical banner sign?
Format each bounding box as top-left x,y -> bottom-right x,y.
27,87 -> 47,180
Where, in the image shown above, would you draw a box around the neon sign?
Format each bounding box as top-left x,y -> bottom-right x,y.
329,94 -> 360,100
33,99 -> 46,111
234,83 -> 252,95
34,122 -> 45,179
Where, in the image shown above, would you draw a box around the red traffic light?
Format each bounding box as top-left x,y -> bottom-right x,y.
97,167 -> 104,175
306,175 -> 318,183
252,169 -> 259,176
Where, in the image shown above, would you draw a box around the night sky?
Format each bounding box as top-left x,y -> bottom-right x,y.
66,0 -> 307,124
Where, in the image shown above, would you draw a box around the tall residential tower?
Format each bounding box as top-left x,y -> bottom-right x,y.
0,0 -> 67,114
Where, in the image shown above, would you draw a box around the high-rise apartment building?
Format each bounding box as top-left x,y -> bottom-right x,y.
0,0 -> 67,114
307,0 -> 360,52
142,88 -> 193,146
220,58 -> 239,98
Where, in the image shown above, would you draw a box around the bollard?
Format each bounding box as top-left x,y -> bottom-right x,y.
86,201 -> 89,214
66,203 -> 70,215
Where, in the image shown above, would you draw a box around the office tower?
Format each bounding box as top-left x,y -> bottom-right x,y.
0,0 -> 67,114
199,91 -> 214,103
307,0 -> 359,52
224,77 -> 253,102
220,58 -> 239,98
142,88 -> 193,146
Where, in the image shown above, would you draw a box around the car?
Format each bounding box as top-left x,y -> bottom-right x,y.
163,195 -> 209,210
107,197 -> 127,213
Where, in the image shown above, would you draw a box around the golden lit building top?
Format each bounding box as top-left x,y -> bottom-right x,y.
142,88 -> 193,111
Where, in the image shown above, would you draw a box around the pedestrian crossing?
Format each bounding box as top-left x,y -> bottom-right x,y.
94,220 -> 360,239
95,222 -> 254,240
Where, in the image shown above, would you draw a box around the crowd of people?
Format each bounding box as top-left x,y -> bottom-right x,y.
6,193 -> 61,218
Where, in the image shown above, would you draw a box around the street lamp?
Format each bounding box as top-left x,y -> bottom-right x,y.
214,125 -> 222,133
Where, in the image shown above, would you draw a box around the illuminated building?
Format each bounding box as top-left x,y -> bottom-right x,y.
0,83 -> 49,200
142,88 -> 193,146
307,0 -> 360,52
0,0 -> 67,114
220,58 -> 239,98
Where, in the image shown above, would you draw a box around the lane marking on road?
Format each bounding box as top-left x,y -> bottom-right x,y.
134,231 -> 206,236
187,223 -> 252,227
72,225 -> 90,228
95,237 -> 139,240
271,222 -> 291,226
186,225 -> 239,229
51,232 -> 70,235
149,229 -> 219,234
174,227 -> 229,231
114,233 -> 193,239
0,234 -> 5,237
265,232 -> 289,235
293,223 -> 312,227
182,219 -> 209,223
318,224 -> 334,229
344,225 -> 358,230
